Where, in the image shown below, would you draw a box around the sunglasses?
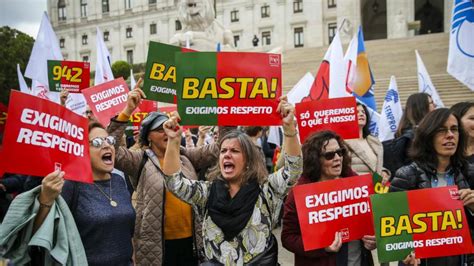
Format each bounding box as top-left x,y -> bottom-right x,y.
89,136 -> 116,148
321,148 -> 346,160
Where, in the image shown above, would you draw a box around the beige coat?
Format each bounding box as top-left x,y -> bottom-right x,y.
108,120 -> 216,265
345,135 -> 388,176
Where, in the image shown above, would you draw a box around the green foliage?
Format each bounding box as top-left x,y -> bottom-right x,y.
0,26 -> 34,104
111,60 -> 131,80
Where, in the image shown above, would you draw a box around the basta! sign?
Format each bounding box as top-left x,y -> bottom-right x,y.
48,60 -> 90,92
371,186 -> 473,262
295,97 -> 358,143
82,78 -> 130,126
176,52 -> 282,126
143,42 -> 194,103
1,90 -> 92,183
293,174 -> 375,251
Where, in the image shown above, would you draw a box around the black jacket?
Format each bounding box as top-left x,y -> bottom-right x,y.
390,162 -> 470,192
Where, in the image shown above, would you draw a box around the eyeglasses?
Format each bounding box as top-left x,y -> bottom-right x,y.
435,126 -> 459,136
89,136 -> 116,148
321,148 -> 346,160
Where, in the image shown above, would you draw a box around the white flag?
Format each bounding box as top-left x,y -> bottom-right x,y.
378,76 -> 403,142
447,0 -> 474,91
416,50 -> 444,107
328,32 -> 349,99
25,12 -> 63,92
17,64 -> 31,94
286,72 -> 314,105
95,27 -> 114,85
130,69 -> 136,89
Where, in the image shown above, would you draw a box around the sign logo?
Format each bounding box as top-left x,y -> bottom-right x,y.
269,55 -> 280,67
341,228 -> 350,241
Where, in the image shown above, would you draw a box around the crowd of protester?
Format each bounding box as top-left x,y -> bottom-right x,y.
0,81 -> 474,266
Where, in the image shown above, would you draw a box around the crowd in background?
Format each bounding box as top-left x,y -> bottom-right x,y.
1,88 -> 474,266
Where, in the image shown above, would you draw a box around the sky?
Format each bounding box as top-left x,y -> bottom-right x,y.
0,0 -> 47,38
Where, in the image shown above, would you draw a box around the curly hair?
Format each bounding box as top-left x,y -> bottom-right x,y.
302,131 -> 352,182
207,130 -> 268,185
410,108 -> 467,172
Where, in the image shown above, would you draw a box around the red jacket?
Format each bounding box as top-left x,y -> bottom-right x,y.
281,171 -> 373,266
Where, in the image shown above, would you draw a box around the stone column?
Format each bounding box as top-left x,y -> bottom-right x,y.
387,0 -> 414,39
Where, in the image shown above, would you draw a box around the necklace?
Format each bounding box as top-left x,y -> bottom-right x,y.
94,178 -> 118,207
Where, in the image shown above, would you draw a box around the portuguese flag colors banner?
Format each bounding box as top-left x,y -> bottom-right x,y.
371,186 -> 472,262
176,52 -> 282,126
47,60 -> 90,92
143,42 -> 193,103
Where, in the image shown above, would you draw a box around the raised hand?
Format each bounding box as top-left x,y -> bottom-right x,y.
362,235 -> 376,250
163,111 -> 182,140
123,77 -> 145,116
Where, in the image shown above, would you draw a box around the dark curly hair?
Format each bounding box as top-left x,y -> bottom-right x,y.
302,130 -> 352,182
410,108 -> 467,172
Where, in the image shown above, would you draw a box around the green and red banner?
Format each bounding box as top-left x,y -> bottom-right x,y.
1,90 -> 92,183
293,174 -> 374,251
295,97 -> 359,143
176,52 -> 282,126
143,42 -> 193,103
371,186 -> 473,262
47,60 -> 90,92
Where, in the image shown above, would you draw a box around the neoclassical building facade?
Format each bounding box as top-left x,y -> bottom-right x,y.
48,0 -> 452,70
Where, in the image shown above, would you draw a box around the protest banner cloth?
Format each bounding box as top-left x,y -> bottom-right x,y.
371,186 -> 473,262
293,174 -> 374,251
373,172 -> 389,194
82,78 -> 130,126
48,60 -> 90,93
1,91 -> 92,183
143,42 -> 194,103
176,52 -> 282,126
295,96 -> 358,143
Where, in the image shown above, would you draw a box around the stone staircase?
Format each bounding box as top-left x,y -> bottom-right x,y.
281,32 -> 474,110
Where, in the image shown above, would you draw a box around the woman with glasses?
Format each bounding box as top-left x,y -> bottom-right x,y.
281,130 -> 375,266
34,121 -> 136,265
390,108 -> 474,265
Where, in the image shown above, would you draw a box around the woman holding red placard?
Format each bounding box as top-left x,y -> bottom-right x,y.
281,130 -> 376,266
33,121 -> 135,265
390,108 -> 474,265
159,97 -> 302,265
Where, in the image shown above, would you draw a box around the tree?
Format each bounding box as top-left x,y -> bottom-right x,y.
111,60 -> 131,81
0,26 -> 34,104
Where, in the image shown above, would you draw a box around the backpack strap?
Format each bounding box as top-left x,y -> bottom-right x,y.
135,150 -> 149,187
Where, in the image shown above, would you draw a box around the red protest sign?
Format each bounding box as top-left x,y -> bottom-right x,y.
48,60 -> 90,92
295,97 -> 359,143
371,186 -> 473,262
293,174 -> 374,251
1,91 -> 92,183
176,52 -> 282,126
82,78 -> 130,126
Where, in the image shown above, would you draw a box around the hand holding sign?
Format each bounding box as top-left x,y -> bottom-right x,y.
459,189 -> 474,211
38,170 -> 65,206
324,232 -> 342,253
277,96 -> 296,133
